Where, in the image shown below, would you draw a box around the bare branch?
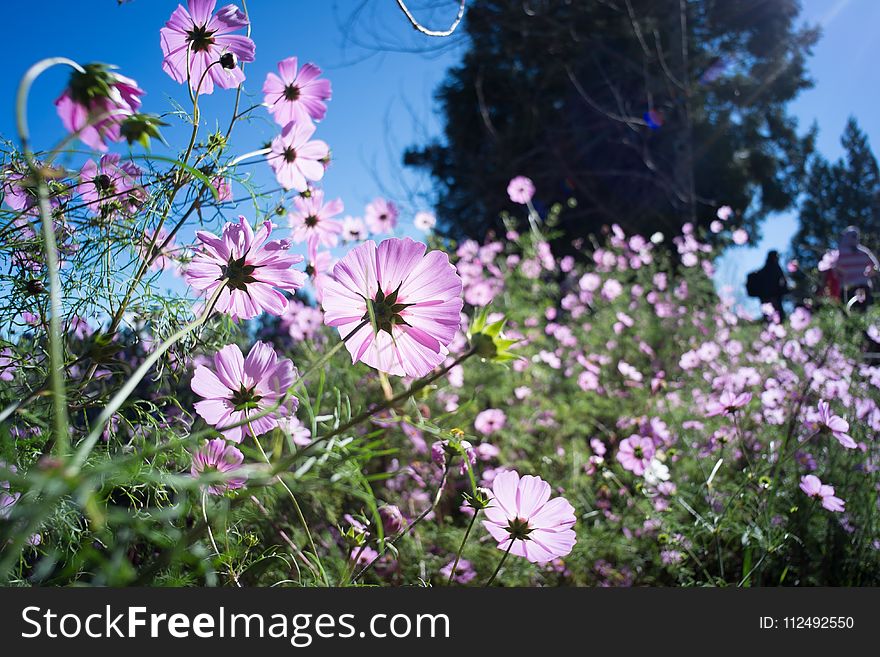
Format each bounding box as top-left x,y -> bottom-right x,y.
395,0 -> 466,37
475,69 -> 499,141
565,67 -> 648,129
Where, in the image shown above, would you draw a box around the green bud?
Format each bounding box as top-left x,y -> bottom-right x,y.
67,63 -> 120,106
119,113 -> 168,149
467,308 -> 521,363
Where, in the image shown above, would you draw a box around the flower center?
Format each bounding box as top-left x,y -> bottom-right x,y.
363,284 -> 412,335
220,255 -> 258,291
283,147 -> 297,163
304,215 -> 319,228
187,24 -> 216,53
230,385 -> 262,412
95,174 -> 113,194
633,446 -> 644,459
283,84 -> 301,101
505,517 -> 533,541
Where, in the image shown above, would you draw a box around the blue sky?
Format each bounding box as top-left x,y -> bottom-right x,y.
3,0 -> 878,308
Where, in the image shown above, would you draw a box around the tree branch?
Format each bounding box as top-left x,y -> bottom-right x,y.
395,0 -> 466,37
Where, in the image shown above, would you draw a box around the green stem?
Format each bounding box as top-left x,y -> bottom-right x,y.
447,510 -> 479,585
484,538 -> 516,587
253,431 -> 328,586
202,490 -> 241,587
15,57 -> 85,456
224,0 -> 250,141
96,60 -> 219,361
300,348 -> 477,459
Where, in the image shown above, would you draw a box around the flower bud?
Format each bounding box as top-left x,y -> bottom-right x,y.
378,504 -> 404,536
219,52 -> 237,70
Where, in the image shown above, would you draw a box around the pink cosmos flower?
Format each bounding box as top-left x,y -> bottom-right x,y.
185,215 -> 306,321
0,348 -> 15,382
191,341 -> 298,442
507,176 -> 535,204
279,298 -> 325,342
364,198 -> 399,235
0,490 -> 21,519
414,211 -> 436,232
818,250 -> 838,272
321,237 -> 463,378
350,546 -> 379,568
440,558 -> 477,584
732,228 -> 749,245
816,400 -> 856,449
141,227 -> 178,272
705,390 -> 752,417
263,57 -> 332,126
474,409 -> 506,436
55,67 -> 144,152
268,121 -> 329,192
160,0 -> 255,95
190,438 -> 247,494
483,470 -> 576,563
305,236 -> 334,303
716,205 -> 733,220
288,189 -> 344,246
279,416 -> 312,447
432,439 -> 476,474
616,435 -> 655,475
2,169 -> 42,216
212,176 -> 232,202
342,216 -> 366,242
77,154 -> 137,216
799,475 -> 845,513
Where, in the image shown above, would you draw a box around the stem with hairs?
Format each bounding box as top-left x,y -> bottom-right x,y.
15,57 -> 85,455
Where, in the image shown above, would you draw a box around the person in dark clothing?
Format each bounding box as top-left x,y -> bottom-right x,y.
753,250 -> 789,321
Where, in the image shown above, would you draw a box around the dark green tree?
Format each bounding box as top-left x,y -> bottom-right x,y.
406,0 -> 818,246
791,117 -> 880,273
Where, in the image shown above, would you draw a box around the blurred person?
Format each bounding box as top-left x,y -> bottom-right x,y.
819,267 -> 841,301
746,250 -> 789,321
835,226 -> 879,310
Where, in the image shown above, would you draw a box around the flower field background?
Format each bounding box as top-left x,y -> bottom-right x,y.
0,0 -> 878,588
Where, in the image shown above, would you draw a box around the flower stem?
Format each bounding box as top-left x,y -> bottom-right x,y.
302,348 -> 477,458
351,464 -> 450,584
93,60 -> 220,375
15,57 -> 84,457
253,431 -> 328,587
202,490 -> 242,587
484,538 -> 516,587
447,510 -> 479,585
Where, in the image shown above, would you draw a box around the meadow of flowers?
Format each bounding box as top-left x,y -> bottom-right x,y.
0,0 -> 878,587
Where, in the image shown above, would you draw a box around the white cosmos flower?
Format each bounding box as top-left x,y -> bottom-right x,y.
644,458 -> 670,487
